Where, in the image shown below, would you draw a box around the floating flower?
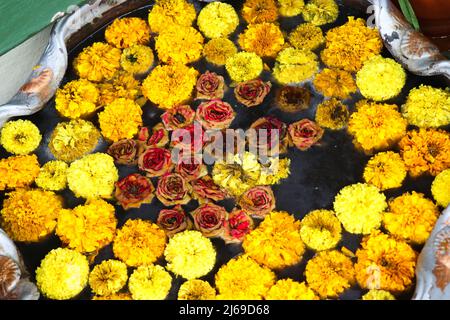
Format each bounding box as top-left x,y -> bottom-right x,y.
148,0 -> 196,33
288,119 -> 324,151
120,45 -> 154,75
191,176 -> 231,203
35,160 -> 68,191
113,219 -> 166,267
195,71 -> 225,101
238,23 -> 285,58
89,260 -> 128,297
175,155 -> 207,182
431,169 -> 450,207
107,139 -> 139,165
289,23 -> 325,50
191,203 -> 228,238
139,123 -> 169,148
171,123 -> 205,153
278,0 -> 305,17
0,120 -> 41,155
238,186 -> 276,218
203,38 -> 237,66
98,71 -> 142,107
156,173 -> 191,206
55,79 -> 99,119
197,2 -> 239,39
250,116 -> 289,155
105,17 -> 150,49
276,86 -> 311,113
362,290 -> 395,300
302,0 -> 339,26
300,209 -> 342,251
128,265 -> 172,300
273,48 -> 319,84
178,280 -> 216,300
115,174 -> 155,210
363,151 -> 407,191
242,0 -> 278,23
234,79 -> 271,107
161,105 -> 195,131
93,293 -> 132,300
138,148 -> 173,178
333,183 -> 387,234
313,68 -> 357,100
243,211 -> 305,269
222,209 -> 254,244
196,100 -> 236,130
315,98 -> 349,130
36,248 -> 89,300
157,205 -> 192,237
165,230 -> 216,279
265,279 -> 318,300
258,157 -> 291,185
0,155 -> 40,191
226,52 -> 263,83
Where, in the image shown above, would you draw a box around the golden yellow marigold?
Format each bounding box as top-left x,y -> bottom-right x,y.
362,289 -> 395,300
399,128 -> 450,177
243,211 -> 305,269
384,192 -> 439,244
56,199 -> 117,253
401,85 -> 450,128
89,260 -> 128,296
313,68 -> 357,100
321,17 -> 383,72
0,120 -> 41,155
178,280 -> 216,300
215,255 -> 276,300
197,2 -> 239,39
148,0 -> 196,33
155,26 -> 204,64
273,48 -> 319,84
1,189 -> 63,242
305,250 -> 355,299
432,169 -> 450,208
238,23 -> 285,58
203,38 -> 238,66
0,155 -> 40,191
258,157 -> 291,185
315,98 -> 349,130
142,64 -> 198,109
113,219 -> 166,267
129,265 -> 172,300
278,0 -> 305,17
36,248 -> 89,300
333,183 -> 387,235
121,45 -> 154,75
302,0 -> 339,26
35,160 -> 68,191
225,52 -> 263,83
348,100 -> 407,154
97,73 -> 142,108
300,209 -> 342,251
93,293 -> 132,300
355,231 -> 416,293
73,42 -> 122,82
105,17 -> 150,49
242,0 -> 278,23
55,79 -> 99,119
265,279 -> 319,300
363,151 -> 407,191
289,23 -> 325,51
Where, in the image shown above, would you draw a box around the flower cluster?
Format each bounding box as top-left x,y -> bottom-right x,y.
105,17 -> 150,49
363,151 -> 407,191
55,79 -> 99,119
0,120 -> 41,155
313,68 -> 357,100
315,98 -> 349,130
238,23 -> 285,58
0,155 -> 40,191
197,2 -> 239,39
98,71 -> 142,106
265,279 -> 318,300
120,45 -> 154,75
178,280 -> 216,300
273,48 -> 319,84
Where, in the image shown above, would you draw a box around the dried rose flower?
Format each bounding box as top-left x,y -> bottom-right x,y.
196,100 -> 236,130
191,203 -> 228,238
115,173 -> 155,210
250,116 -> 289,155
277,86 -> 311,113
234,79 -> 272,107
107,139 -> 139,165
161,105 -> 196,131
239,186 -> 276,218
156,173 -> 191,206
175,155 -> 208,182
222,208 -> 254,244
138,147 -> 173,178
170,122 -> 206,153
191,176 -> 231,203
195,71 -> 225,100
288,119 -> 324,151
138,123 -> 169,148
157,205 -> 193,237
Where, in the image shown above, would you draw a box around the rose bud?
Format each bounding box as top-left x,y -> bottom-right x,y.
276,86 -> 311,113
191,175 -> 231,203
115,173 -> 155,210
156,173 -> 191,206
107,139 -> 139,165
288,119 -> 324,151
191,203 -> 228,238
161,105 -> 195,131
195,71 -> 225,100
196,99 -> 236,130
250,116 -> 289,155
138,147 -> 173,178
238,186 -> 276,219
234,79 -> 272,107
175,155 -> 207,182
157,205 -> 192,237
222,209 -> 254,244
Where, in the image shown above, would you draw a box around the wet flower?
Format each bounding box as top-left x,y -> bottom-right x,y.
196,99 -> 236,130
157,205 -> 192,237
148,0 -> 196,33
105,17 -> 150,49
431,169 -> 450,207
120,45 -> 154,75
242,0 -> 278,23
191,176 -> 231,203
288,119 -> 324,151
238,186 -> 276,218
222,209 -> 254,244
107,139 -> 139,165
273,48 -> 319,84
55,79 -> 99,119
178,280 -> 216,300
362,290 -> 395,300
313,68 -> 357,100
128,265 -> 172,300
0,155 -> 40,191
238,23 -> 285,58
203,38 -> 237,66
235,79 -> 271,108
138,148 -> 173,178
35,160 -> 68,191
161,105 -> 195,131
197,2 -> 239,39
302,0 -> 339,26
276,86 -> 311,113
191,203 -> 228,238
156,173 -> 191,206
363,151 -> 407,191
300,209 -> 342,251
250,116 -> 289,155
89,260 -> 128,296
0,120 -> 41,155
278,0 -> 305,17
289,23 -> 325,50
115,173 -> 155,210
265,279 -> 318,300
226,52 -> 263,83
315,98 -> 349,130
175,155 -> 207,182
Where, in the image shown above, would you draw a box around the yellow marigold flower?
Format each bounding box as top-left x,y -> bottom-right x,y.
243,211 -> 305,269
315,98 -> 349,130
142,64 -> 198,109
105,17 -> 150,49
300,209 -> 342,251
362,289 -> 395,300
56,199 -> 117,253
278,0 -> 305,17
73,42 -> 122,82
399,128 -> 450,177
313,68 -> 357,100
1,189 -> 63,242
242,0 -> 278,23
432,169 -> 450,207
155,26 -> 204,64
305,250 -> 355,299
35,160 -> 68,191
36,248 -> 89,300
89,260 -> 128,296
258,157 -> 291,185
113,219 -> 166,267
363,151 -> 407,191
67,153 -> 119,199
265,279 -> 319,300
129,265 -> 172,300
348,100 -> 407,154
238,23 -> 285,58
215,255 -> 276,300
0,120 -> 41,155
333,183 -> 387,235
401,85 -> 450,128
273,48 -> 319,85
55,79 -> 99,119
197,2 -> 239,39
203,38 -> 238,66
289,23 -> 325,51
121,45 -> 154,75
0,155 -> 40,191
165,231 -> 216,280
226,52 -> 263,83
303,0 -> 339,26
321,17 -> 383,72
100,71 -> 142,106
48,119 -> 100,163
178,280 -> 216,300
148,0 -> 196,33
93,293 -> 132,300
384,192 -> 439,244
356,55 -> 406,101
355,231 -> 416,293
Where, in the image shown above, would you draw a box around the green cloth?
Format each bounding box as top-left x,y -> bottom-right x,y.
0,0 -> 86,56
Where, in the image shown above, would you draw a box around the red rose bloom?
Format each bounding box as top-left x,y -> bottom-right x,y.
191,203 -> 228,238
156,173 -> 191,206
191,176 -> 231,203
138,147 -> 173,177
250,116 -> 289,155
195,71 -> 225,100
107,139 -> 139,165
288,119 -> 324,151
222,209 -> 254,244
196,99 -> 235,130
115,173 -> 155,210
157,205 -> 192,237
175,155 -> 207,182
161,105 -> 195,131
238,186 -> 276,218
234,79 -> 272,107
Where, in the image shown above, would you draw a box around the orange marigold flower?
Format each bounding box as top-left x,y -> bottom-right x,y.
105,17 -> 150,49
0,154 -> 40,191
241,0 -> 279,24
